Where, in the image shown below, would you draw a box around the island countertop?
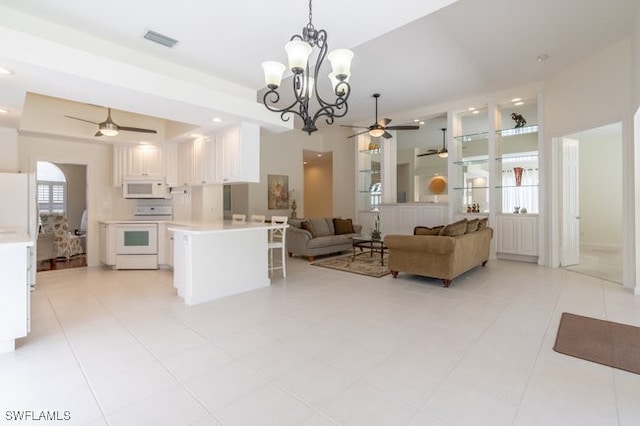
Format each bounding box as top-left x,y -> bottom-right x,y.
167,220 -> 287,235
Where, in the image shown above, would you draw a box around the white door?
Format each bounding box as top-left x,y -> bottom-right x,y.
561,138 -> 580,266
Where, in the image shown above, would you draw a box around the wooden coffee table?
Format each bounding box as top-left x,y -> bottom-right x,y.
351,236 -> 387,265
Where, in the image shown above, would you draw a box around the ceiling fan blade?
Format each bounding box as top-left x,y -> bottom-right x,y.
118,126 -> 158,134
417,150 -> 438,157
377,118 -> 391,127
340,124 -> 370,129
346,129 -> 372,139
65,115 -> 100,125
382,131 -> 393,139
386,125 -> 420,131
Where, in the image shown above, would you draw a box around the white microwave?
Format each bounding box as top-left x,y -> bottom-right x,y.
122,177 -> 167,199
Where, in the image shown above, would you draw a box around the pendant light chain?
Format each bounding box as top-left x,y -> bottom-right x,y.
308,0 -> 313,26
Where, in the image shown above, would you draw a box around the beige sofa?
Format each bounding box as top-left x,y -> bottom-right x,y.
287,218 -> 362,262
384,218 -> 493,287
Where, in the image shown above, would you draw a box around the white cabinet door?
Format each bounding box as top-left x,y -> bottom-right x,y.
497,215 -> 537,258
113,144 -> 164,186
129,145 -> 163,176
99,223 -> 115,265
177,140 -> 195,186
215,123 -> 259,183
0,244 -> 29,348
164,143 -> 179,187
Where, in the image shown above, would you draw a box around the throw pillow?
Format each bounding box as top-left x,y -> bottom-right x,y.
478,217 -> 488,229
438,218 -> 468,237
466,218 -> 480,234
310,218 -> 332,237
414,226 -> 443,236
301,220 -> 315,237
334,218 -> 355,235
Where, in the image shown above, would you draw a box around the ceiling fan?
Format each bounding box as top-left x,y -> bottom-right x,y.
64,107 -> 157,137
417,128 -> 448,158
343,93 -> 420,139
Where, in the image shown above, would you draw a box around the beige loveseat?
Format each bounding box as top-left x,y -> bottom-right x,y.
287,218 -> 362,262
384,218 -> 493,287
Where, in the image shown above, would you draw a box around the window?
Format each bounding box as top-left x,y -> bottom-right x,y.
37,162 -> 67,215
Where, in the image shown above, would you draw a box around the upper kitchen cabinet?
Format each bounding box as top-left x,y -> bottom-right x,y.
113,143 -> 165,186
215,123 -> 260,184
176,137 -> 216,186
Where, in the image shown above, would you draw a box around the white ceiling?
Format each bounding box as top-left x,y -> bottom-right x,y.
0,0 -> 637,142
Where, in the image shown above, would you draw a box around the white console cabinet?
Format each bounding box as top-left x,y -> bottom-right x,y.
379,203 -> 448,235
496,214 -> 538,261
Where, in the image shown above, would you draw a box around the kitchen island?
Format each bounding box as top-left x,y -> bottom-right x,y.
168,221 -> 287,305
0,228 -> 34,353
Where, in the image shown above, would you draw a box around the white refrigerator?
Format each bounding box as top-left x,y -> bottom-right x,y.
0,172 -> 38,285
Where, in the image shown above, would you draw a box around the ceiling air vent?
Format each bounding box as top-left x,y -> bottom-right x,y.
143,30 -> 179,48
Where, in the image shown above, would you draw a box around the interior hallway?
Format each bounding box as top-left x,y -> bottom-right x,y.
2,258 -> 639,425
564,246 -> 623,284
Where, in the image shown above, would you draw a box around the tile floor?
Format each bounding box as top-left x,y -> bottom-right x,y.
2,256 -> 640,425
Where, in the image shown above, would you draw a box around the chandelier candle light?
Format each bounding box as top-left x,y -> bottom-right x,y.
261,0 -> 354,134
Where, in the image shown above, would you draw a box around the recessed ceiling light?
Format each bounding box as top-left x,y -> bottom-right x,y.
514,101 -> 524,106
0,67 -> 13,75
413,119 -> 420,123
472,110 -> 480,115
511,98 -> 521,103
536,54 -> 549,62
303,161 -> 308,165
468,107 -> 476,111
0,108 -> 8,114
190,133 -> 203,138
212,117 -> 222,123
419,121 -> 425,125
317,154 -> 322,157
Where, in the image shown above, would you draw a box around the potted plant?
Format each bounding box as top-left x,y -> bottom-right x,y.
371,215 -> 381,240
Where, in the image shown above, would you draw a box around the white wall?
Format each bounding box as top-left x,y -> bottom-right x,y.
18,135 -> 115,267
251,127 -> 355,221
571,124 -> 623,248
632,8 -> 640,111
0,127 -> 18,172
545,38 -> 632,137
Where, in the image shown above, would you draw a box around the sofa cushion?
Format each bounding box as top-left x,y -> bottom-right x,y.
439,218 -> 468,237
307,234 -> 353,249
478,217 -> 488,229
466,218 -> 480,234
310,218 -> 332,237
414,226 -> 443,236
301,220 -> 315,237
334,218 -> 355,235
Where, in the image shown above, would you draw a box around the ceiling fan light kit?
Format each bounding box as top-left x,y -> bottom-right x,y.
417,128 -> 448,158
261,0 -> 353,134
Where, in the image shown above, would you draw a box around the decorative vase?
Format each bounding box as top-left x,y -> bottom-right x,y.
371,230 -> 381,240
513,167 -> 524,186
291,199 -> 297,218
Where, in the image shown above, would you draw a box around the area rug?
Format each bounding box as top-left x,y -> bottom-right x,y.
553,312 -> 640,374
312,254 -> 390,278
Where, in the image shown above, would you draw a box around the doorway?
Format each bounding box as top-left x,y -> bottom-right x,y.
36,161 -> 87,271
303,150 -> 333,218
560,123 -> 623,283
